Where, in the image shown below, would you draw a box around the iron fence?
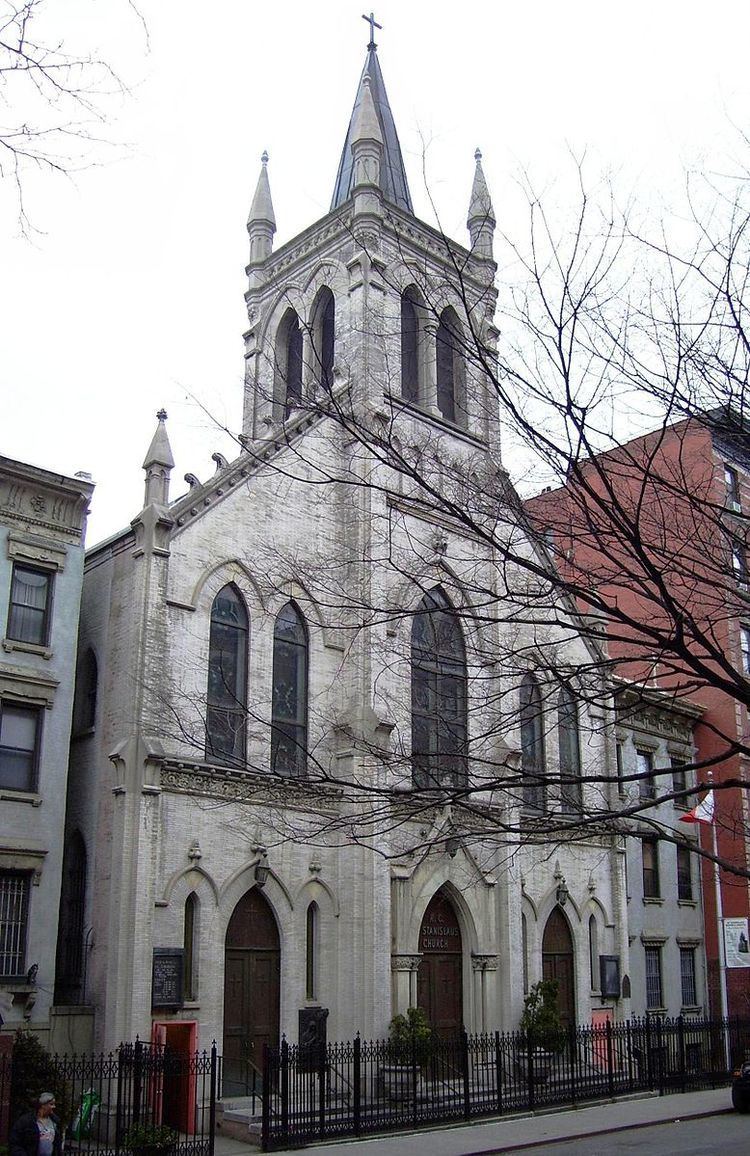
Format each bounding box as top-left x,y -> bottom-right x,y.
1,1040 -> 216,1156
261,1016 -> 750,1150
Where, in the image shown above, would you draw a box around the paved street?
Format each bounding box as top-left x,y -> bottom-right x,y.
511,1112 -> 748,1155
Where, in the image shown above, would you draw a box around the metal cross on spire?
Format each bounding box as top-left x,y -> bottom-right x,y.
362,11 -> 382,50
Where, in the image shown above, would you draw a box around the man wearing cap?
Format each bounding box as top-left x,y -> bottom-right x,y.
9,1093 -> 62,1156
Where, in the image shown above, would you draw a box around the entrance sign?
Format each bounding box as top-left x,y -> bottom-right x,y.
152,948 -> 184,1008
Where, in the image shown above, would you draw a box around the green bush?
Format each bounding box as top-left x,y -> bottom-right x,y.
519,980 -> 566,1053
10,1032 -> 69,1124
122,1123 -> 178,1152
387,1007 -> 432,1064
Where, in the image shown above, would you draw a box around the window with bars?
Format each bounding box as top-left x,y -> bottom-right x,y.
7,565 -> 52,646
0,701 -> 42,792
642,838 -> 660,898
677,844 -> 693,901
637,749 -> 656,800
644,945 -> 663,1009
680,947 -> 697,1006
0,871 -> 30,977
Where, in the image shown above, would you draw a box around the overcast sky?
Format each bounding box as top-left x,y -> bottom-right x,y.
2,0 -> 750,545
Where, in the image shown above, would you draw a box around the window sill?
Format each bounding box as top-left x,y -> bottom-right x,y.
681,1005 -> 702,1014
677,899 -> 697,907
646,1006 -> 667,1015
0,788 -> 41,807
642,897 -> 664,905
2,638 -> 52,660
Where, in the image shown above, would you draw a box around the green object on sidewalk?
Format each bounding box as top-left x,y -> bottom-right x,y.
70,1089 -> 101,1140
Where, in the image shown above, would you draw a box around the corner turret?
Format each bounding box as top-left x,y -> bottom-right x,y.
247,151 -> 276,265
467,148 -> 496,261
142,409 -> 174,508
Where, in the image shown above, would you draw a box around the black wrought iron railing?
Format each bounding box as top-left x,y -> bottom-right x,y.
1,1039 -> 217,1156
260,1016 -> 750,1151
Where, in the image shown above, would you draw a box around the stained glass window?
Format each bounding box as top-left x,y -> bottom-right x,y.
558,686 -> 583,815
271,602 -> 308,777
411,588 -> 467,789
206,584 -> 248,764
520,674 -> 546,811
401,291 -> 419,402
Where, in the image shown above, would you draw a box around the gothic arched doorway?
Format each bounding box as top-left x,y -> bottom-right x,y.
542,907 -> 575,1026
223,888 -> 280,1094
417,888 -> 463,1038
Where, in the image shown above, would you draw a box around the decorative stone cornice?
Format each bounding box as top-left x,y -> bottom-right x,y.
391,954 -> 422,972
471,953 -> 498,972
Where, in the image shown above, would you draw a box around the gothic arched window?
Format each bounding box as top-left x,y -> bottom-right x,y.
558,686 -> 583,815
206,584 -> 248,765
436,307 -> 466,426
312,288 -> 335,392
306,901 -> 319,1000
411,587 -> 468,789
520,673 -> 546,811
54,830 -> 87,1004
588,913 -> 599,989
276,308 -> 303,418
400,288 -> 422,403
184,892 -> 198,1001
271,601 -> 308,777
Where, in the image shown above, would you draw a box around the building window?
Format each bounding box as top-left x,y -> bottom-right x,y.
0,871 -> 30,978
271,601 -> 308,777
435,308 -> 466,426
680,947 -> 697,1006
642,838 -> 660,898
311,288 -> 335,391
636,749 -> 656,800
725,465 -> 741,511
306,901 -> 318,1001
521,912 -> 529,994
0,702 -> 41,792
589,914 -> 599,989
677,843 -> 693,901
670,757 -> 688,806
400,289 -> 421,403
54,831 -> 87,1004
615,741 -> 625,794
742,627 -> 750,674
183,892 -> 197,1001
558,686 -> 583,815
732,541 -> 748,586
644,945 -> 663,1009
411,587 -> 467,789
206,584 -> 248,765
521,673 -> 546,811
7,565 -> 52,646
276,308 -> 303,418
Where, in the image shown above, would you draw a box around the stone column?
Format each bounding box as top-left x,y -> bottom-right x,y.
472,954 -> 498,1032
391,954 -> 422,1015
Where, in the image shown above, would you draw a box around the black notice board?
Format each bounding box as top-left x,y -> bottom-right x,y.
152,948 -> 184,1008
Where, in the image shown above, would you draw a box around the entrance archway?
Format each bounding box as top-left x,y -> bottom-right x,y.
223,887 -> 280,1094
417,888 -> 463,1038
542,907 -> 575,1026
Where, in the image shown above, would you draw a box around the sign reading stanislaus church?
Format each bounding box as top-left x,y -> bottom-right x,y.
420,902 -> 461,953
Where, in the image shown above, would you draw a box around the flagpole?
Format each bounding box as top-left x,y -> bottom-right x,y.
711,818 -> 729,1023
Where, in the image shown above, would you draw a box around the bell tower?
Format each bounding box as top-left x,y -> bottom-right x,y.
241,20 -> 501,461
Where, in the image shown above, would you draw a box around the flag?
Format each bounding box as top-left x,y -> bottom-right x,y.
680,789 -> 715,825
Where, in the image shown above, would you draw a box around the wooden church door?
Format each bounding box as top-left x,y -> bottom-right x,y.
223,888 -> 280,1093
417,888 -> 463,1038
542,906 -> 575,1026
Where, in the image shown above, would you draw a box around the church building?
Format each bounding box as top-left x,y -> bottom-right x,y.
62,32 -> 629,1071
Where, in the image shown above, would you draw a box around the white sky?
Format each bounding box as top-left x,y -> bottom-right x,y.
2,0 -> 750,545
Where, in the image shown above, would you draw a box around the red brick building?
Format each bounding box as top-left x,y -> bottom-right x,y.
527,411 -> 750,1016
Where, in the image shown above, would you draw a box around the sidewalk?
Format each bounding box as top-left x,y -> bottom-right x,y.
213,1085 -> 733,1155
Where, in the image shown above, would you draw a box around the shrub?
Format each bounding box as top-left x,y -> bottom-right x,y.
10,1032 -> 69,1123
387,1007 -> 432,1064
519,980 -> 566,1053
122,1123 -> 178,1152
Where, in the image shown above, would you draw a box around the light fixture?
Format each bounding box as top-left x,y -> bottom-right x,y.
254,852 -> 270,888
555,876 -> 569,907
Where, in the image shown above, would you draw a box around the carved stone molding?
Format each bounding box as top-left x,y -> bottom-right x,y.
471,954 -> 498,972
391,954 -> 422,972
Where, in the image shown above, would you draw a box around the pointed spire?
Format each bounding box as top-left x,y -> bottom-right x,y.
142,409 -> 174,507
352,74 -> 383,149
247,151 -> 276,264
331,44 -> 412,213
467,148 -> 496,260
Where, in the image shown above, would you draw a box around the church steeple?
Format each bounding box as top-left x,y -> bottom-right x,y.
330,22 -> 413,214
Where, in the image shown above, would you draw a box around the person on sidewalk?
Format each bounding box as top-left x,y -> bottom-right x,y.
9,1093 -> 62,1156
